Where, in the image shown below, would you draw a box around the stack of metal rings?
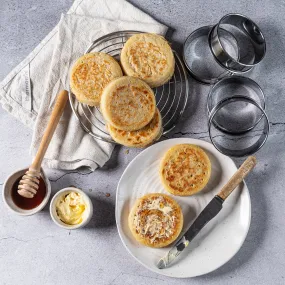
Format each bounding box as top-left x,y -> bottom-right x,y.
183,13 -> 269,157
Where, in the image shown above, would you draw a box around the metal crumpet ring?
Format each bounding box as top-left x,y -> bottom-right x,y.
209,13 -> 266,73
183,25 -> 238,84
207,76 -> 266,134
208,96 -> 269,157
183,14 -> 266,84
183,26 -> 234,84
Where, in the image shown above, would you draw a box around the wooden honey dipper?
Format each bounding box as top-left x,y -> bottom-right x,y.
18,90 -> 68,198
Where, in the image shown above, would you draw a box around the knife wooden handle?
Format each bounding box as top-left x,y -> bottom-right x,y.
217,156 -> 257,200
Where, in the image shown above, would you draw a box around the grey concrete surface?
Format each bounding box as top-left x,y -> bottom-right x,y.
0,0 -> 284,284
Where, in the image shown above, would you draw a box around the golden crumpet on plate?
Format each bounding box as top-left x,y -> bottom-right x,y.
108,108 -> 162,147
70,52 -> 123,106
101,76 -> 156,131
120,33 -> 175,88
160,144 -> 211,196
128,193 -> 183,248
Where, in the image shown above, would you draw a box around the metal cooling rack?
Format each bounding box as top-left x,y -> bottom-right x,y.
69,31 -> 189,143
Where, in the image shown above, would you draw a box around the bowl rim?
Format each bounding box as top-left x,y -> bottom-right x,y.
49,187 -> 93,230
2,167 -> 51,216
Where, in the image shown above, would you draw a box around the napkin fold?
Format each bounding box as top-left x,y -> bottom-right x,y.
0,0 -> 167,170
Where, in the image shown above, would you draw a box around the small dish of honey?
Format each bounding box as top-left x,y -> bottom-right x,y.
2,167 -> 51,215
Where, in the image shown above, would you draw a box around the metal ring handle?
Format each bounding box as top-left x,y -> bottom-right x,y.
208,95 -> 269,157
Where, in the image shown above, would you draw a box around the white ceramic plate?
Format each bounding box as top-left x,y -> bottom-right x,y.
116,138 -> 251,278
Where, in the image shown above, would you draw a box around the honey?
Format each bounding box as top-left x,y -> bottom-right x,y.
11,174 -> 46,210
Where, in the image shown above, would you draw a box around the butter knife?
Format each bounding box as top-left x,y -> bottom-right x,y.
157,156 -> 257,269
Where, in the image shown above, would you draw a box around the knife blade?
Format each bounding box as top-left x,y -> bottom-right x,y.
157,195 -> 223,269
157,156 -> 256,269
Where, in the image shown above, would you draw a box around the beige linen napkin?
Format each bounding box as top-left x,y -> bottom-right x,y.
0,0 -> 167,170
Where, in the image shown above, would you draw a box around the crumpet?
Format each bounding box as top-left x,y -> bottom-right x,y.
70,53 -> 123,106
120,33 -> 175,88
101,76 -> 156,131
108,108 -> 162,147
160,144 -> 211,196
128,193 -> 183,248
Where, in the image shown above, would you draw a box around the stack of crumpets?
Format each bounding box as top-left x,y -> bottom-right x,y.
101,76 -> 162,147
70,33 -> 175,147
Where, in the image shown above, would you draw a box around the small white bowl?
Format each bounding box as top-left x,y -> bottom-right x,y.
50,187 -> 93,230
2,167 -> 51,215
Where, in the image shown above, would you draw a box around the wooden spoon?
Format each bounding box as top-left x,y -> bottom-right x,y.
18,90 -> 68,198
